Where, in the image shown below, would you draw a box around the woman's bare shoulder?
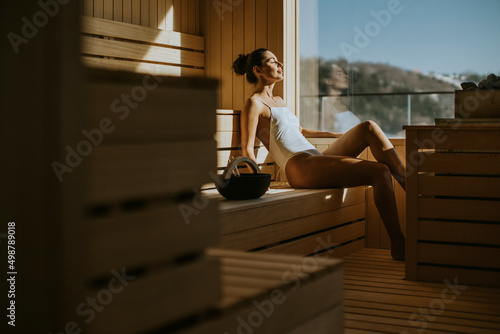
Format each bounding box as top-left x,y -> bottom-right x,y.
243,96 -> 266,116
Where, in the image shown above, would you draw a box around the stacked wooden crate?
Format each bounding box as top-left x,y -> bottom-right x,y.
81,69 -> 220,333
405,122 -> 500,287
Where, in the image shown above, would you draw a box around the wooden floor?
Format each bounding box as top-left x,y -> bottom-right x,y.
342,248 -> 500,334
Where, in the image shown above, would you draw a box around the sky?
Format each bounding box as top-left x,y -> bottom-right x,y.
300,0 -> 500,76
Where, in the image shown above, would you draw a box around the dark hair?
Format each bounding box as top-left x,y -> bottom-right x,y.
232,48 -> 269,84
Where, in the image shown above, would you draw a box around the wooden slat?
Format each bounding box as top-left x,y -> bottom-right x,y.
406,130 -> 419,281
149,0 -> 158,28
209,0 -> 222,107
243,0 -> 256,103
232,1 -> 245,111
216,113 -> 240,132
255,0 -> 267,47
419,174 -> 500,198
85,79 -> 215,144
417,128 -> 500,151
419,220 -> 500,245
81,16 -> 204,50
218,186 -> 366,233
132,0 -> 141,25
418,243 -> 500,269
141,0 -> 149,27
219,208 -> 365,251
220,0 -> 232,109
103,0 -> 113,19
260,226 -> 365,257
173,0 -> 180,31
287,305 -> 343,334
418,151 -> 500,175
82,56 -> 205,76
417,265 -> 500,288
87,256 -> 220,334
123,0 -> 132,23
81,36 -> 204,67
94,0 -> 104,18
83,0 -> 93,16
418,198 -> 500,221
114,0 -> 123,21
84,141 -> 216,204
86,200 -> 218,279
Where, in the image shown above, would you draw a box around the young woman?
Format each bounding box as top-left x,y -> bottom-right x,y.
232,48 -> 406,260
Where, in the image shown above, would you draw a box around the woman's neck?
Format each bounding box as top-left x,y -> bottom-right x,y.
254,82 -> 276,99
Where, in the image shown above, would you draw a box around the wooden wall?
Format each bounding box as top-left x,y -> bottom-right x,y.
81,0 -> 200,34
201,0 -> 286,111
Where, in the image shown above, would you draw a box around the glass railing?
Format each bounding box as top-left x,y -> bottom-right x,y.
300,91 -> 455,138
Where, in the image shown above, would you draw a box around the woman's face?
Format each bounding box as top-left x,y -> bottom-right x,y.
331,65 -> 348,90
256,51 -> 284,82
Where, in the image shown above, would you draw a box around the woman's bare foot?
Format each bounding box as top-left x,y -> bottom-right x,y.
391,238 -> 405,261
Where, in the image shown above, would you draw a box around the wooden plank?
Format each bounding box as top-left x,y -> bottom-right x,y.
87,256 -> 220,334
406,129 -> 419,281
261,227 -> 365,257
418,151 -> 500,175
218,206 -> 365,251
140,0 -> 149,27
175,264 -> 343,334
123,0 -> 132,23
86,199 -> 218,279
218,186 -> 366,233
81,14 -> 205,51
417,128 -> 500,151
188,0 -> 196,35
418,198 -> 500,222
220,0 -> 233,109
94,0 -> 104,18
132,0 -> 141,25
419,220 -> 500,245
267,0 -> 283,97
84,141 -> 216,205
418,174 -> 500,198
244,0 -> 256,102
210,0 -> 222,108
173,0 -> 181,31
418,243 -> 500,269
157,0 -> 166,29
418,265 -> 500,288
232,0 -> 244,111
85,79 -> 215,144
81,36 -> 204,67
255,0 -> 267,47
83,0 -> 93,16
103,0 -> 113,19
287,304 -> 343,334
180,0 -> 188,33
114,0 -> 123,21
82,56 -> 205,76
216,113 -> 240,132
149,0 -> 158,28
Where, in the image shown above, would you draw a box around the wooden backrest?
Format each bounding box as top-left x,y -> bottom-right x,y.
216,109 -> 277,179
81,16 -> 205,76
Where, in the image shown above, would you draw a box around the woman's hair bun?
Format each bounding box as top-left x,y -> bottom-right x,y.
232,53 -> 248,76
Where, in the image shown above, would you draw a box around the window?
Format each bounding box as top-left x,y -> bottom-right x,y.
299,0 -> 500,137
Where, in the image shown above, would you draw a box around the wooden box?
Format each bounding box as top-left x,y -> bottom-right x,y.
455,89 -> 500,118
405,125 -> 500,287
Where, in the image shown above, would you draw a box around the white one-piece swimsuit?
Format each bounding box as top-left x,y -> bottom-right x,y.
257,98 -> 322,171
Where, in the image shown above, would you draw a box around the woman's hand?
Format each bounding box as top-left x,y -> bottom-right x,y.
299,126 -> 342,138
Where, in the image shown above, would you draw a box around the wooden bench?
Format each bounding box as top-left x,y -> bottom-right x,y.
205,109 -> 368,257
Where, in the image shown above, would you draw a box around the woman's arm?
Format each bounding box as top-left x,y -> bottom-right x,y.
240,98 -> 262,163
299,126 -> 342,138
